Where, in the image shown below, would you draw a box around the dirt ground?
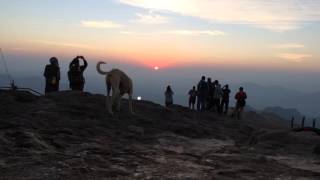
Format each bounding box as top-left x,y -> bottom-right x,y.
0,90 -> 319,179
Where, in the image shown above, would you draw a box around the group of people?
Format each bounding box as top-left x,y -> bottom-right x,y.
44,56 -> 88,94
164,76 -> 247,119
193,76 -> 233,113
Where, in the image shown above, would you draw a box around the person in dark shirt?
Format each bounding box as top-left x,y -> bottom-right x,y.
44,57 -> 60,94
197,76 -> 208,112
206,78 -> 214,110
188,86 -> 197,110
68,56 -> 88,91
221,84 -> 231,114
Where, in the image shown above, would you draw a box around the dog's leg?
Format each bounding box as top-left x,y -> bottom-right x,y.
107,81 -> 111,97
111,78 -> 120,113
116,94 -> 121,112
106,95 -> 113,114
106,80 -> 113,114
114,90 -> 121,112
105,90 -> 113,114
112,89 -> 120,112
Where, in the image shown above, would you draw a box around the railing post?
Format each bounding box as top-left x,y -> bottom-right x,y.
301,116 -> 305,128
291,117 -> 294,129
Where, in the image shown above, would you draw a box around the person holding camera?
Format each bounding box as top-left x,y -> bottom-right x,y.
68,56 -> 88,91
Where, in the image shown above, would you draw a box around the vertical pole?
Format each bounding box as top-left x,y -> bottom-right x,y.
291,117 -> 294,129
301,116 -> 305,128
313,119 -> 316,129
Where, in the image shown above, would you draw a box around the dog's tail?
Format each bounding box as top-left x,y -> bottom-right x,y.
96,61 -> 109,75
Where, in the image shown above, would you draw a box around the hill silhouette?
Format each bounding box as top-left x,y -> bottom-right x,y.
0,90 -> 319,179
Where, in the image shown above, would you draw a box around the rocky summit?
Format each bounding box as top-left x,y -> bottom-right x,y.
0,90 -> 319,180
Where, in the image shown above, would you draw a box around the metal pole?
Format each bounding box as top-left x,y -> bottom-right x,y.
301,116 -> 305,128
313,119 -> 316,128
291,117 -> 294,129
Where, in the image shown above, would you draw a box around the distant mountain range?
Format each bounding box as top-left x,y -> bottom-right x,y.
234,82 -> 320,118
262,106 -> 304,121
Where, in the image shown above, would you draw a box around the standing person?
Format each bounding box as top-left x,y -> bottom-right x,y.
165,86 -> 174,107
232,87 -> 247,119
188,86 -> 197,110
213,80 -> 222,113
206,78 -> 214,110
44,57 -> 60,94
68,56 -> 88,91
197,76 -> 208,112
221,84 -> 231,114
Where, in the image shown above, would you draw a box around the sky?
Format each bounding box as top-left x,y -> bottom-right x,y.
1,0 -> 320,94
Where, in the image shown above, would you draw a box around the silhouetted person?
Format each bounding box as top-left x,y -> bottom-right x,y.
213,80 -> 222,113
44,57 -> 60,94
206,78 -> 214,110
197,76 -> 208,111
232,87 -> 247,119
188,86 -> 197,110
221,84 -> 231,114
68,56 -> 88,91
165,85 -> 174,107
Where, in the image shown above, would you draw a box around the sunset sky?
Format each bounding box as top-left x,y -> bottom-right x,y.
1,0 -> 320,71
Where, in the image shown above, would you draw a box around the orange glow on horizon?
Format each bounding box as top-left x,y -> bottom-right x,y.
3,40 -> 319,73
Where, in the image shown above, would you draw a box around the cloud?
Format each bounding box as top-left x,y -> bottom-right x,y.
134,11 -> 169,24
278,53 -> 312,62
254,22 -> 300,32
274,43 -> 305,49
30,40 -> 96,49
120,31 -> 136,35
168,30 -> 227,36
119,0 -> 320,32
81,20 -> 124,29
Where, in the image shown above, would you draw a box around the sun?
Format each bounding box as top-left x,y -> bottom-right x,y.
154,66 -> 159,70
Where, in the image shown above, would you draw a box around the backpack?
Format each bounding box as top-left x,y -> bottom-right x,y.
236,92 -> 247,101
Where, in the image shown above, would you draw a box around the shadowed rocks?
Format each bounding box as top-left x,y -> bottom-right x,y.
0,90 -> 319,179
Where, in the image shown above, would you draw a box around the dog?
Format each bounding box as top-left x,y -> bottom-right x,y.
96,61 -> 133,114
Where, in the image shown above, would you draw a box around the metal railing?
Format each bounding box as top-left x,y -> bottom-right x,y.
0,86 -> 43,96
291,116 -> 320,135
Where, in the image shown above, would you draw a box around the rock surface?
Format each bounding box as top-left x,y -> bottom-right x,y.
0,90 -> 319,179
